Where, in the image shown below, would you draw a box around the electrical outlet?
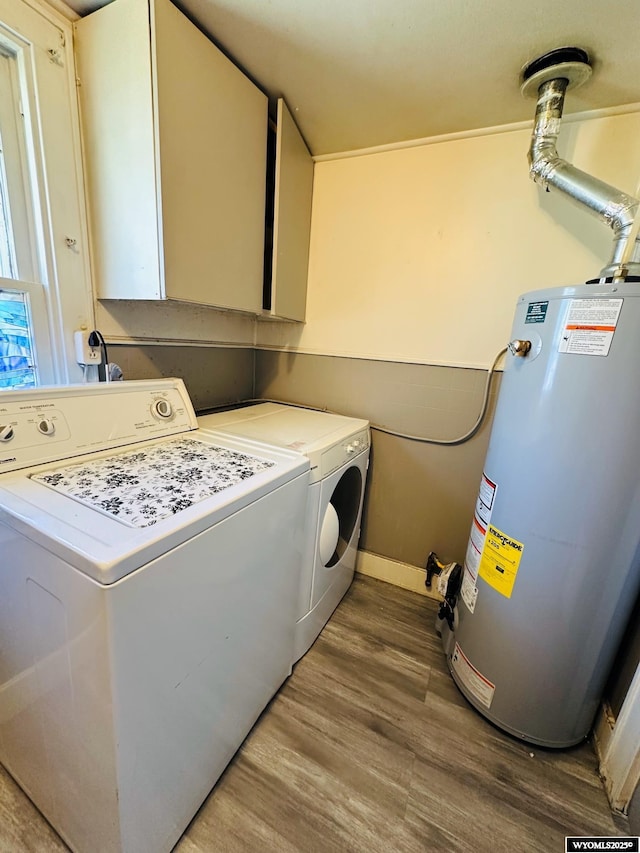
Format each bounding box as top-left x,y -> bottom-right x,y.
74,330 -> 102,365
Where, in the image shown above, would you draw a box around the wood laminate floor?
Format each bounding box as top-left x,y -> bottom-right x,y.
0,576 -> 629,852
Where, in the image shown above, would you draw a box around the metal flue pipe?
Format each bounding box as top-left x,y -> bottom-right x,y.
524,50 -> 640,279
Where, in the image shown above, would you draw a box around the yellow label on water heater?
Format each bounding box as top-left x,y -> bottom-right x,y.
478,524 -> 524,599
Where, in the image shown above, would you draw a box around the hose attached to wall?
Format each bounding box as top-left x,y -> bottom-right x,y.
243,346 -> 507,447
371,346 -> 507,445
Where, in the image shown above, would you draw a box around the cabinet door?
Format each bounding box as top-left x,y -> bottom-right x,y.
75,0 -> 162,300
152,0 -> 268,313
269,99 -> 314,322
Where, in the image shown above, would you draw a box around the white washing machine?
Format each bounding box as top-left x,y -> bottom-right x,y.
197,403 -> 370,662
0,380 -> 309,853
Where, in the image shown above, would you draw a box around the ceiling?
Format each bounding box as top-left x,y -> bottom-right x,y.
67,0 -> 640,156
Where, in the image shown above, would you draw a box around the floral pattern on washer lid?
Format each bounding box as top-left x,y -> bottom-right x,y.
31,437 -> 275,528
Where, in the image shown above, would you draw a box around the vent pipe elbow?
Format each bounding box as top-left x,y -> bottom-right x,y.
522,49 -> 640,279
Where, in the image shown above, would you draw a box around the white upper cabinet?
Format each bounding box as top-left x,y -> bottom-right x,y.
75,0 -> 268,314
266,99 -> 314,322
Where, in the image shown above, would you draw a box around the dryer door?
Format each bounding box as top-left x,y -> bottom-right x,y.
311,451 -> 368,610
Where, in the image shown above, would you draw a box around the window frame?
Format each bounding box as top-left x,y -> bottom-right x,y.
0,0 -> 94,387
0,277 -> 55,385
0,45 -> 38,283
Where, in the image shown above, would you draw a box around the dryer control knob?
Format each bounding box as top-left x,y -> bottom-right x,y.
0,425 -> 14,442
37,417 -> 55,436
346,443 -> 355,454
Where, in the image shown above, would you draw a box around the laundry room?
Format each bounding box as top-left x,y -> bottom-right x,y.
1,0 -> 640,849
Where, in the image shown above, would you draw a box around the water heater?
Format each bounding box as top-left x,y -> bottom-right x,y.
448,281 -> 640,747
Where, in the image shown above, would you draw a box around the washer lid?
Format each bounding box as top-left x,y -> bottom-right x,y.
0,430 -> 309,585
30,437 -> 276,529
198,404 -> 370,481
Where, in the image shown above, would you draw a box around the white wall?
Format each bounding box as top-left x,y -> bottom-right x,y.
257,108 -> 640,368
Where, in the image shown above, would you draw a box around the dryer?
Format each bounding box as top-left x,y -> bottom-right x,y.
0,380 -> 309,853
197,403 -> 370,662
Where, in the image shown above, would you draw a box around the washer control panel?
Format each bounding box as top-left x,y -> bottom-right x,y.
0,408 -> 71,454
0,379 -> 197,473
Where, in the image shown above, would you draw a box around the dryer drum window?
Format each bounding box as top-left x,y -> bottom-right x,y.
325,466 -> 363,567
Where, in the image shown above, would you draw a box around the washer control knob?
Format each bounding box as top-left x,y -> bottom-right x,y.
152,399 -> 174,420
37,417 -> 55,436
0,425 -> 14,442
346,443 -> 355,454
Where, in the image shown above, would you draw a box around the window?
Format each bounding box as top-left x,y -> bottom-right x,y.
0,281 -> 53,386
0,43 -> 42,387
0,289 -> 36,387
0,0 -> 94,389
0,127 -> 18,279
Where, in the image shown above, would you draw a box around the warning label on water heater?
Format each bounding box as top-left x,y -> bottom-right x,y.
461,472 -> 497,613
558,298 -> 623,357
451,642 -> 495,708
478,524 -> 524,599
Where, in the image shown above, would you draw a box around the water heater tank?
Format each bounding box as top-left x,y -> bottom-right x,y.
450,281 -> 640,747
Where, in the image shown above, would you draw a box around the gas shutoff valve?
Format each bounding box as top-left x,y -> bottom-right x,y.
508,339 -> 532,357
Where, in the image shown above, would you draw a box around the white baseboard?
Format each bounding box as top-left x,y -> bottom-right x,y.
355,550 -> 442,601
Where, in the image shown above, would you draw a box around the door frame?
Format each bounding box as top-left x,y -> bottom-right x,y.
595,662 -> 640,813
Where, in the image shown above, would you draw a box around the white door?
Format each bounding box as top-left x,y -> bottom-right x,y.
311,453 -> 367,609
